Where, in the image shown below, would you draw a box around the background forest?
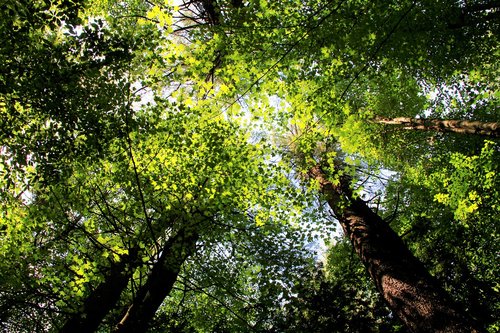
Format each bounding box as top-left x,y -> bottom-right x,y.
0,0 -> 498,332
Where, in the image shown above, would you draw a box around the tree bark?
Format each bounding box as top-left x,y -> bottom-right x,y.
113,227 -> 199,333
309,165 -> 483,333
59,249 -> 139,333
373,116 -> 499,137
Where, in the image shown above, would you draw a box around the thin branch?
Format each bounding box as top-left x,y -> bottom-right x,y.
208,0 -> 347,121
384,190 -> 400,224
180,277 -> 255,330
123,79 -> 159,251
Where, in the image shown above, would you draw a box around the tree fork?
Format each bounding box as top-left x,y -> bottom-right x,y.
59,248 -> 139,333
309,164 -> 483,333
373,116 -> 499,137
113,227 -> 199,333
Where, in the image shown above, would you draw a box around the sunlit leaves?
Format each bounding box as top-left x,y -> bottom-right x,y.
426,140 -> 499,224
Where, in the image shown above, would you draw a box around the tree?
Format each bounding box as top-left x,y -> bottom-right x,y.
381,140 -> 500,330
308,163 -> 482,333
114,224 -> 199,333
142,214 -> 325,333
274,249 -> 405,333
371,116 -> 499,137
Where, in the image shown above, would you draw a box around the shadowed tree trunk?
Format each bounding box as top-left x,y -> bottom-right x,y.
113,226 -> 199,333
309,164 -> 483,333
372,116 -> 499,137
59,249 -> 139,333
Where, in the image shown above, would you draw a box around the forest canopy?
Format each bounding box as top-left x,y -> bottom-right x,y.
0,0 -> 498,332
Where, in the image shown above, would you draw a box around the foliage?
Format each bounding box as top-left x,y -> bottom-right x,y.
271,240 -> 406,333
0,0 -> 499,332
381,140 -> 500,330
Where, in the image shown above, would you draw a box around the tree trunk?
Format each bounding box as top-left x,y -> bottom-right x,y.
59,249 -> 139,333
309,165 -> 483,333
113,227 -> 199,333
373,116 -> 499,137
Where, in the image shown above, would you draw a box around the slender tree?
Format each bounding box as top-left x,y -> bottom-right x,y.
372,116 -> 499,137
114,225 -> 199,333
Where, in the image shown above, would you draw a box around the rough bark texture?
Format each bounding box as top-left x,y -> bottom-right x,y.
113,227 -> 199,333
373,116 -> 499,137
59,249 -> 138,333
309,165 -> 483,333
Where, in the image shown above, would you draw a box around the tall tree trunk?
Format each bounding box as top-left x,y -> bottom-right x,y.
59,249 -> 139,333
373,116 -> 499,137
113,227 -> 199,333
309,165 -> 483,333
